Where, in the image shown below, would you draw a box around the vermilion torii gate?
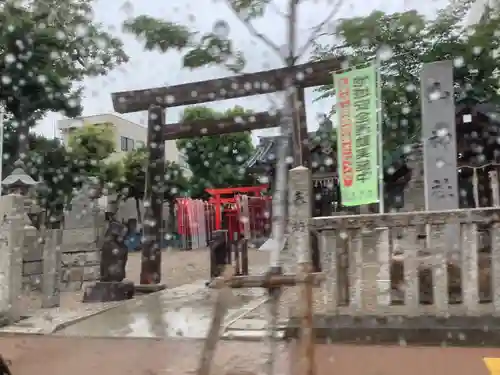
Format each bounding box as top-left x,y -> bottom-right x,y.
110,57 -> 341,285
206,184 -> 269,232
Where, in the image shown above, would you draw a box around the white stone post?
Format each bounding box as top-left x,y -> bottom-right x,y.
287,165 -> 313,319
288,166 -> 315,374
287,166 -> 313,268
490,170 -> 499,207
0,194 -> 26,323
42,228 -> 62,308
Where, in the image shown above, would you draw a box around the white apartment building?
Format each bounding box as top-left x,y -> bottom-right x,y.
58,113 -> 192,224
57,113 -> 190,174
467,0 -> 498,25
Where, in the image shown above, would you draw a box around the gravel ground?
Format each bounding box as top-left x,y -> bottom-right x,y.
18,247 -> 273,315
125,247 -> 271,287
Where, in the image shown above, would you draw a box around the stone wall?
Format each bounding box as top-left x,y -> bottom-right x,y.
22,227 -> 101,292
61,227 -> 101,291
0,192 -> 107,325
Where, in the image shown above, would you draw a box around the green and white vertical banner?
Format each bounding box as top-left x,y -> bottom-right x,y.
333,64 -> 380,207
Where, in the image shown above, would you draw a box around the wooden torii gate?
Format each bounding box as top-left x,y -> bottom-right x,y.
110,57 -> 340,375
110,57 -> 341,284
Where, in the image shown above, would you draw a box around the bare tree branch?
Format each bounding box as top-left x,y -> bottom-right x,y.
295,0 -> 344,61
267,0 -> 287,18
286,0 -> 297,65
224,0 -> 283,60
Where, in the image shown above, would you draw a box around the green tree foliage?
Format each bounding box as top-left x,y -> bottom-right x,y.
118,148 -> 146,222
123,13 -> 245,73
0,0 -> 127,154
311,2 -> 500,157
67,124 -> 116,181
177,106 -> 256,198
24,136 -> 77,224
118,147 -> 189,223
101,160 -> 124,197
122,0 -> 337,72
12,124 -> 122,224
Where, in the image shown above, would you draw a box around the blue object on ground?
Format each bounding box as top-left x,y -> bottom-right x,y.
125,232 -> 141,251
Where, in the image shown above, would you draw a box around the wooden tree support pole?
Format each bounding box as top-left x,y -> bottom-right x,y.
206,268 -> 320,375
211,272 -> 324,289
0,355 -> 12,375
197,266 -> 234,375
299,262 -> 315,375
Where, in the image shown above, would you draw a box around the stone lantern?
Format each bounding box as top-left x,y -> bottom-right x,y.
1,160 -> 38,196
1,160 -> 39,233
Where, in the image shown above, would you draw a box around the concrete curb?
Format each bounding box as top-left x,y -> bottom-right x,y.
0,302 -> 125,336
49,303 -> 123,333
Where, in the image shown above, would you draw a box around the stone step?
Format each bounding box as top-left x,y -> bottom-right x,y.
221,329 -> 285,341
224,318 -> 287,331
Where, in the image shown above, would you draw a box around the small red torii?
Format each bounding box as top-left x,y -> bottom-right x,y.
205,185 -> 269,231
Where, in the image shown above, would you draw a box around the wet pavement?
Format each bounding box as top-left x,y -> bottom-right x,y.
16,278 -> 497,374
56,280 -> 261,339
0,335 -> 497,375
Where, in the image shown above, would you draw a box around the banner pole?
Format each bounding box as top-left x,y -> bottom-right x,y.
376,60 -> 385,214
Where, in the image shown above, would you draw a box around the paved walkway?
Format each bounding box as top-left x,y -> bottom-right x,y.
0,335 -> 496,375
55,280 -> 264,339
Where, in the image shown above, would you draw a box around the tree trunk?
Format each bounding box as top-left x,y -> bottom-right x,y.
17,121 -> 30,162
111,195 -> 122,214
135,198 -> 142,225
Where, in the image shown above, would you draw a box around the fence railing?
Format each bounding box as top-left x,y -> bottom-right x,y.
310,208 -> 500,317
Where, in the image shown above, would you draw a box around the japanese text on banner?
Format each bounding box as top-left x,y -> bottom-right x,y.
333,65 -> 379,206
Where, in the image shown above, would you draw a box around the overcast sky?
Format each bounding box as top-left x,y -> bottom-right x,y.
35,0 -> 447,143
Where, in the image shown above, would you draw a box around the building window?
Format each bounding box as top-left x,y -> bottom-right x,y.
136,140 -> 145,149
121,136 -> 135,151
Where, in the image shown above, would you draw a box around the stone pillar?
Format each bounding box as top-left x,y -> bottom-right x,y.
287,166 -> 313,280
287,166 -> 315,375
287,166 -> 313,271
0,194 -> 26,323
42,229 -> 62,308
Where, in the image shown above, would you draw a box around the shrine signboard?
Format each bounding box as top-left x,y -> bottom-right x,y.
333,64 -> 379,206
421,60 -> 459,210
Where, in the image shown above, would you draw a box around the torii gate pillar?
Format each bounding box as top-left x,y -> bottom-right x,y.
140,105 -> 166,285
